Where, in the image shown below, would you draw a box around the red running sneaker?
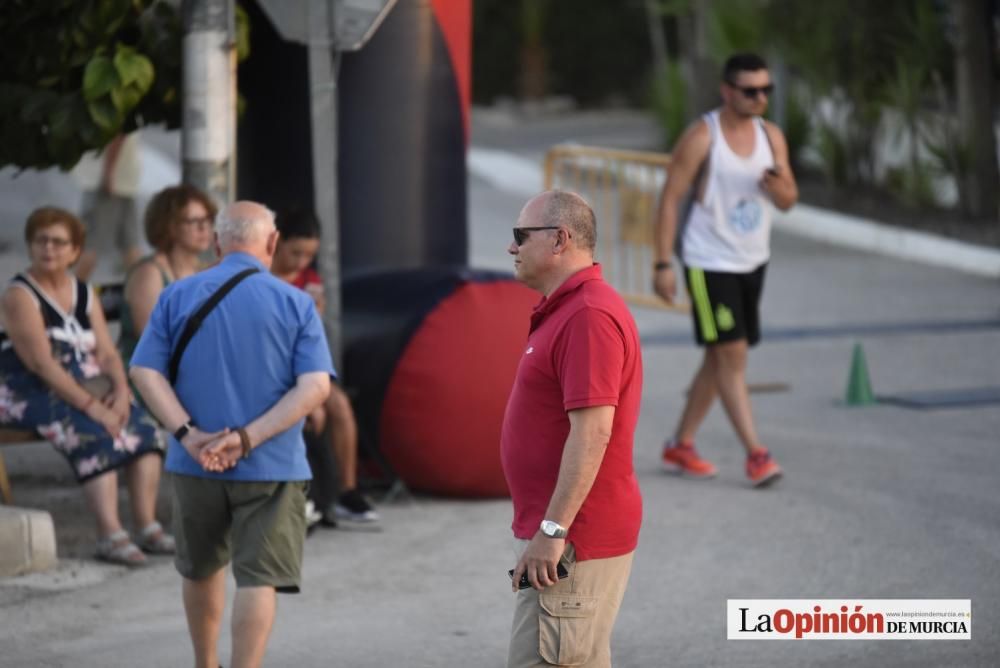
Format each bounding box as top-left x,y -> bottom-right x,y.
746,449 -> 782,487
662,440 -> 717,479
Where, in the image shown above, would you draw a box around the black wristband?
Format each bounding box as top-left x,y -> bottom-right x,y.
173,421 -> 194,441
654,260 -> 672,271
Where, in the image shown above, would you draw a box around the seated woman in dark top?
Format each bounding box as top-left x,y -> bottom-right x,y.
0,207 -> 172,567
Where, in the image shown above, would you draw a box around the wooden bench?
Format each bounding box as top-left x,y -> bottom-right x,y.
0,282 -> 124,505
0,284 -> 408,505
0,429 -> 41,505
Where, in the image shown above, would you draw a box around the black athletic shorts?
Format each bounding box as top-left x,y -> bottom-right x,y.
684,264 -> 767,346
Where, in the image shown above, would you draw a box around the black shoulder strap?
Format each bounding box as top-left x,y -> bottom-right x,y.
75,277 -> 90,325
675,114 -> 713,256
168,268 -> 259,384
758,116 -> 777,166
12,274 -> 43,302
12,274 -> 61,328
680,114 -> 713,209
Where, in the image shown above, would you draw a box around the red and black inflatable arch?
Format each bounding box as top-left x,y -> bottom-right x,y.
240,2 -> 535,497
337,0 -> 472,271
343,269 -> 537,498
239,0 -> 471,268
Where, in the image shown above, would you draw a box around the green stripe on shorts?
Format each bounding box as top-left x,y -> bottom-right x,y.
689,268 -> 718,342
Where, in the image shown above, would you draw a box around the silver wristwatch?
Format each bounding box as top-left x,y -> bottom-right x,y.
540,519 -> 568,539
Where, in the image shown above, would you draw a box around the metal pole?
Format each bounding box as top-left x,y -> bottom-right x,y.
182,0 -> 236,206
308,0 -> 343,371
644,0 -> 669,76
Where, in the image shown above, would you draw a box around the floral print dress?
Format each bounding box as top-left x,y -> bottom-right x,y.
0,273 -> 164,482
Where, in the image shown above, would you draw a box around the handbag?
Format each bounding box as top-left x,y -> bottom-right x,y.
80,373 -> 114,399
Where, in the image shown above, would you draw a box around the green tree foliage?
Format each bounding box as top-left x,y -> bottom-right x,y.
781,88 -> 810,173
761,0 -> 953,188
471,0 -> 520,105
703,0 -> 769,59
649,60 -> 687,148
543,1 -> 651,105
473,0 -> 652,106
0,0 -> 249,172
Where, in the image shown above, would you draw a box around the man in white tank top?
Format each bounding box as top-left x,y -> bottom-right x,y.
652,53 -> 798,487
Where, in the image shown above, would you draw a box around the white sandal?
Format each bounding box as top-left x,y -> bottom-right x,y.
95,530 -> 147,567
136,521 -> 176,554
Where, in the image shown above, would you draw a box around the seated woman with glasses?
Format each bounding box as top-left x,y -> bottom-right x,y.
0,207 -> 171,566
119,184 -> 217,372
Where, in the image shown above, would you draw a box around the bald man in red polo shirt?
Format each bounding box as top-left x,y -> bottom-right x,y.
502,190 -> 643,668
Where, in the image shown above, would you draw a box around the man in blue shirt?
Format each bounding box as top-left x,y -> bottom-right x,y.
130,200 -> 333,668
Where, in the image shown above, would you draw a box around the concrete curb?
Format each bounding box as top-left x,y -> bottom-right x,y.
773,204 -> 1000,279
468,147 -> 1000,279
468,147 -> 543,198
0,506 -> 58,577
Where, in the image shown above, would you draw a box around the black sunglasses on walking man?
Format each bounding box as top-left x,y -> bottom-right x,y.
726,81 -> 774,99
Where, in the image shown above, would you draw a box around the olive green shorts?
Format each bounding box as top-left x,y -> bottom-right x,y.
171,475 -> 307,593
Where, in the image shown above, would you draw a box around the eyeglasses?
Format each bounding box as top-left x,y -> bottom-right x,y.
31,235 -> 73,250
727,82 -> 774,99
180,216 -> 214,229
513,226 -> 559,246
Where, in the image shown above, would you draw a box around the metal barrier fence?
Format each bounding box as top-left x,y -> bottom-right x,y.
543,144 -> 687,312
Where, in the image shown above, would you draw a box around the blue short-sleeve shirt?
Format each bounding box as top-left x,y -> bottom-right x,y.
131,252 -> 336,481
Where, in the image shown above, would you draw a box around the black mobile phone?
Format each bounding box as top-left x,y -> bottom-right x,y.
509,562 -> 569,590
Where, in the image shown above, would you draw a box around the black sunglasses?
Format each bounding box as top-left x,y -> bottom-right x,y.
513,226 -> 559,246
728,82 -> 774,99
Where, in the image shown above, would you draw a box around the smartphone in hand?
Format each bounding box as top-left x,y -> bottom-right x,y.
509,562 -> 569,590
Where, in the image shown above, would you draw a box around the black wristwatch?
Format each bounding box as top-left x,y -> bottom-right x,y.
173,421 -> 195,441
654,260 -> 673,271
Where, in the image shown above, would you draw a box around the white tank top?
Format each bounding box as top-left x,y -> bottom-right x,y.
680,109 -> 775,272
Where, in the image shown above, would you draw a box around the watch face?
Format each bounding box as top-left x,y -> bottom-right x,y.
541,520 -> 563,537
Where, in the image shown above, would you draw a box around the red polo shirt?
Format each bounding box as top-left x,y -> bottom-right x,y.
500,264 -> 643,560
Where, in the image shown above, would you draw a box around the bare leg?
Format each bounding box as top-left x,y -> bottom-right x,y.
124,452 -> 162,530
81,470 -> 124,537
306,405 -> 326,435
326,386 -> 358,491
710,340 -> 762,453
182,569 -> 227,668
231,586 -> 276,668
675,350 -> 718,444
